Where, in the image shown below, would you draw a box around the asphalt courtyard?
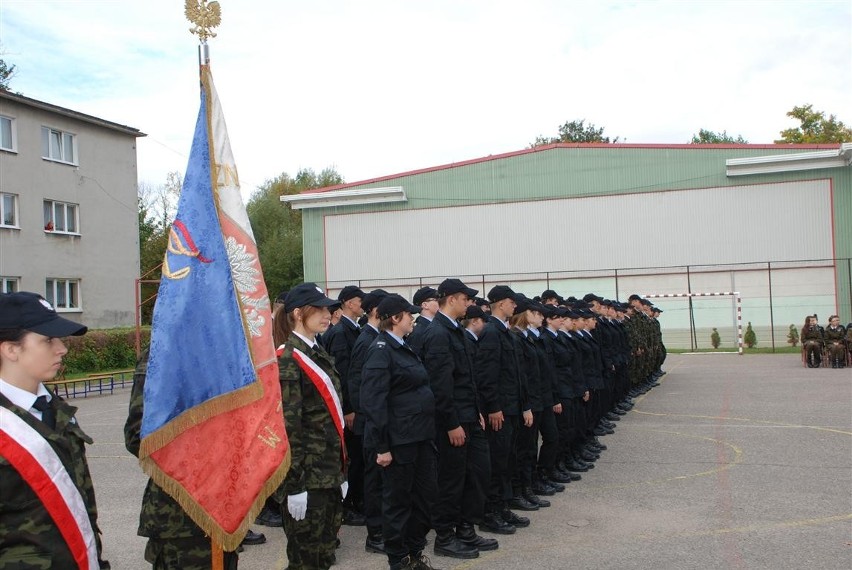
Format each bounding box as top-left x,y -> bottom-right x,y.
76,353 -> 851,570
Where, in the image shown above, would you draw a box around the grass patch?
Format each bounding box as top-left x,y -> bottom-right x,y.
668,346 -> 801,354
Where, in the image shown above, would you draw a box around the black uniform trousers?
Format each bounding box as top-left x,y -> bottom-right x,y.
343,427 -> 364,511
381,440 -> 438,564
515,411 -> 540,489
362,443 -> 383,531
536,406 -> 560,472
486,414 -> 519,511
556,397 -> 585,458
432,421 -> 490,533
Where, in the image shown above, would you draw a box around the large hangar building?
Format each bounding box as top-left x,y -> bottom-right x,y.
283,143 -> 852,349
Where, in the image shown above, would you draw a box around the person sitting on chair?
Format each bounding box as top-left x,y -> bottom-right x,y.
801,315 -> 824,368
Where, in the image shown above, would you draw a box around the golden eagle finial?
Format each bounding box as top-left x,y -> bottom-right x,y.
185,0 -> 222,43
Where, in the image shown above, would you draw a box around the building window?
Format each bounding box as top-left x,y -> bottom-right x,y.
1,277 -> 19,293
1,193 -> 17,227
43,200 -> 79,234
0,116 -> 16,152
45,278 -> 80,310
41,126 -> 77,164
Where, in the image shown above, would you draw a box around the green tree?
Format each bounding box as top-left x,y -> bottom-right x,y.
137,172 -> 182,324
776,104 -> 852,143
690,129 -> 748,144
0,54 -> 16,91
247,167 -> 344,298
710,328 -> 721,349
531,119 -> 619,147
743,322 -> 757,349
786,324 -> 799,347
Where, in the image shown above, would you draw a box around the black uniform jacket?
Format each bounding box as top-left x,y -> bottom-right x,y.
475,316 -> 527,416
513,329 -> 543,413
361,331 -> 436,455
322,316 -> 361,414
420,311 -> 480,431
556,330 -> 591,397
572,331 -> 605,390
348,324 -> 380,436
406,315 -> 433,356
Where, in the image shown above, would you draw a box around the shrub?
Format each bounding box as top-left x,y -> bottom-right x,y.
710,328 -> 721,349
743,322 -> 757,348
63,328 -> 150,374
786,324 -> 799,347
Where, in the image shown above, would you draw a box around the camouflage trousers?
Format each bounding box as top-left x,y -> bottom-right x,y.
282,487 -> 343,570
144,536 -> 238,570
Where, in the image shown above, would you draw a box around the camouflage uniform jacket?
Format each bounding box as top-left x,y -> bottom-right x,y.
276,333 -> 345,499
124,351 -> 205,539
1,391 -> 108,569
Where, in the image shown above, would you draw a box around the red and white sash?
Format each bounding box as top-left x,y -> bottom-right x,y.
278,345 -> 346,466
0,407 -> 98,570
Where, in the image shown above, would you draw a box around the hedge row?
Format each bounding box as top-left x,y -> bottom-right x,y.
63,328 -> 150,374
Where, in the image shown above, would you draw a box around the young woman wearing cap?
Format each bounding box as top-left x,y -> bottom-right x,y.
360,294 -> 438,570
0,291 -> 110,569
272,283 -> 346,570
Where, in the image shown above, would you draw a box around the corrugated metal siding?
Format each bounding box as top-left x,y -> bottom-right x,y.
321,180 -> 832,283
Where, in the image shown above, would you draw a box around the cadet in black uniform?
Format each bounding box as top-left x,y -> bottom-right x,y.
361,294 -> 438,570
347,290 -> 389,553
322,285 -> 366,526
406,287 -> 438,356
419,279 -> 496,559
475,285 -> 533,535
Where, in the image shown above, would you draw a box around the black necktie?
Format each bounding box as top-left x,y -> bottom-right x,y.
32,396 -> 56,430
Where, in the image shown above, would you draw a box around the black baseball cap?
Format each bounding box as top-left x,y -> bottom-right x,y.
284,283 -> 341,313
412,286 -> 439,306
513,294 -> 531,315
361,289 -> 389,313
541,289 -> 563,303
474,297 -> 490,307
275,289 -> 289,304
377,294 -> 421,320
488,285 -> 515,303
0,292 -> 87,337
338,285 -> 365,303
437,279 -> 478,299
583,293 -> 604,303
464,305 -> 487,320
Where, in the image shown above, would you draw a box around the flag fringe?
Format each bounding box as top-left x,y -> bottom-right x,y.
140,447 -> 291,553
139,380 -> 262,458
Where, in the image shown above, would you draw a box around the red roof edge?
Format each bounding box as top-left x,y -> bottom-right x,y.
302,142 -> 844,194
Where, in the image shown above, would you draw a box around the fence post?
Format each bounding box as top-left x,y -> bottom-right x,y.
768,261 -> 776,352
687,266 -> 696,351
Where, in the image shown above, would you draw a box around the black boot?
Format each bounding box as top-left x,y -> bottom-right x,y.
479,511 -> 516,535
501,507 -> 530,528
365,526 -> 385,554
456,522 -> 499,551
509,493 -> 539,512
434,530 -> 479,559
523,486 -> 550,508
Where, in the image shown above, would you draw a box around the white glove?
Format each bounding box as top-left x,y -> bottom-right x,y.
287,491 -> 308,521
340,481 -> 349,500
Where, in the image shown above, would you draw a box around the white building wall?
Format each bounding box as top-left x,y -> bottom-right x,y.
323,180 -> 833,283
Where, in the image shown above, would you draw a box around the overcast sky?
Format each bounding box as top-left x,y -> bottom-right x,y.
2,0 -> 850,197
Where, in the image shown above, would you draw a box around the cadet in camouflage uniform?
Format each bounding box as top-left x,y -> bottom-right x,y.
273,283 -> 346,570
124,349 -> 239,569
0,292 -> 110,569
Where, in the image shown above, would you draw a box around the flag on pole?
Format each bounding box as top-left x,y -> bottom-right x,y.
138,61 -> 289,551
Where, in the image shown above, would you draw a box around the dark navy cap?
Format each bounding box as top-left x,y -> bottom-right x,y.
513,294 -> 532,315
0,292 -> 87,337
464,305 -> 488,320
583,293 -> 603,303
628,294 -> 642,302
338,285 -> 365,303
437,279 -> 478,299
284,283 -> 341,313
474,297 -> 490,307
541,305 -> 559,319
361,289 -> 389,313
488,285 -> 516,303
413,286 -> 439,306
378,294 -> 421,320
275,289 -> 289,304
541,289 -> 563,303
